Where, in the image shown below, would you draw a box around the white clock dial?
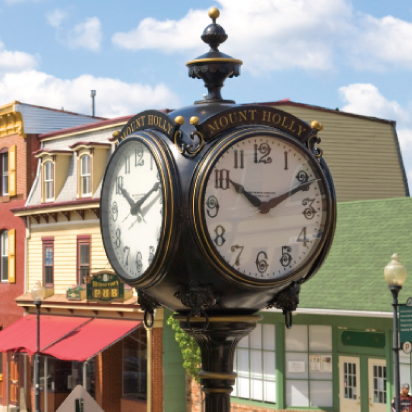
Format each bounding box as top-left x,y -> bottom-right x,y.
200,133 -> 328,282
103,139 -> 164,280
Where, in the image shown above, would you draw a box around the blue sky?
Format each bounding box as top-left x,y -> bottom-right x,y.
1,0 -> 412,187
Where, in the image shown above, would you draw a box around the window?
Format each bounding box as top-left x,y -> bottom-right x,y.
77,236 -> 90,284
44,161 -> 54,201
123,328 -> 147,400
285,325 -> 333,408
80,154 -> 91,197
42,238 -> 54,287
233,324 -> 276,403
0,230 -> 8,282
1,152 -> 8,196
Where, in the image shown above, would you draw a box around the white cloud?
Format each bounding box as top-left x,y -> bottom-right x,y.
0,70 -> 180,118
67,17 -> 102,52
112,0 -> 352,74
46,9 -> 67,28
351,15 -> 412,71
339,83 -> 410,123
0,41 -> 38,73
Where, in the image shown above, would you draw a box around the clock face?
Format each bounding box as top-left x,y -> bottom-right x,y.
101,138 -> 164,282
196,132 -> 329,284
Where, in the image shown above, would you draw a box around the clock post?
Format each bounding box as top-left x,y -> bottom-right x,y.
100,8 -> 336,412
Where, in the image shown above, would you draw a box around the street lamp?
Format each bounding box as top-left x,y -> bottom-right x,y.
31,281 -> 45,412
384,253 -> 407,412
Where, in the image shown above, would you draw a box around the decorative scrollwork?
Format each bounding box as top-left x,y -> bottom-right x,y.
307,121 -> 324,160
174,281 -> 220,332
137,289 -> 162,329
174,129 -> 204,158
266,282 -> 301,329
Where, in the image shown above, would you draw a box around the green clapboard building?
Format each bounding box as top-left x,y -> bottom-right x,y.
163,197 -> 412,412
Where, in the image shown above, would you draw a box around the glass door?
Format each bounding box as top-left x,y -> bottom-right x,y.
368,358 -> 387,412
339,356 -> 361,412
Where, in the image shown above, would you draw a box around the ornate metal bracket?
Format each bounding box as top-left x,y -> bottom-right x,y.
266,282 -> 301,329
137,289 -> 162,329
307,121 -> 323,161
174,280 -> 220,332
173,115 -> 204,157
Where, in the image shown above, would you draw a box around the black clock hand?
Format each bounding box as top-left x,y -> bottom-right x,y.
120,187 -> 135,207
229,179 -> 261,207
259,180 -> 317,214
130,182 -> 160,216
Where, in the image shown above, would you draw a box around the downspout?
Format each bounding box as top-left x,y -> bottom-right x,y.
146,326 -> 153,412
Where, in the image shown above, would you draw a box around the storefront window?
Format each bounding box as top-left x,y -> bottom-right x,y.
285,325 -> 333,408
123,328 -> 147,400
233,323 -> 276,403
400,351 -> 412,389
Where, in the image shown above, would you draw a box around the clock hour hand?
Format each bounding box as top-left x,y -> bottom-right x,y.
120,187 -> 135,207
130,182 -> 160,216
229,179 -> 261,207
260,180 -> 317,214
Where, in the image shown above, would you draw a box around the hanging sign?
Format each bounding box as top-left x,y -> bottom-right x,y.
399,306 -> 412,350
87,272 -> 124,302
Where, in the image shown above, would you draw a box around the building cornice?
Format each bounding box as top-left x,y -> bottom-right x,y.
0,101 -> 25,139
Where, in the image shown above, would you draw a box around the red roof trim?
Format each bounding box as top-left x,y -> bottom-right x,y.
39,115 -> 133,140
11,198 -> 100,214
250,101 -> 396,126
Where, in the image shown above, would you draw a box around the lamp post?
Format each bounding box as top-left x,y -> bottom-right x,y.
384,253 -> 407,412
31,281 -> 45,412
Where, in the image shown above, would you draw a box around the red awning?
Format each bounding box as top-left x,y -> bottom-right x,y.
0,315 -> 142,362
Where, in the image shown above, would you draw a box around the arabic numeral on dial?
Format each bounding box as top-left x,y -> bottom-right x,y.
296,170 -> 309,183
115,176 -> 123,194
135,146 -> 144,166
206,195 -> 220,218
280,246 -> 292,267
125,156 -> 130,174
148,246 -> 155,265
297,227 -> 309,247
136,252 -> 143,275
256,251 -> 269,273
233,150 -> 244,169
302,198 -> 316,219
254,143 -> 272,164
115,228 -> 121,248
284,151 -> 288,170
150,156 -> 154,170
231,245 -> 244,266
213,225 -> 226,246
214,169 -> 230,190
111,202 -> 118,221
123,246 -> 130,266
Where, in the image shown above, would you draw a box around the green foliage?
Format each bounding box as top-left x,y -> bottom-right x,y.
167,314 -> 202,382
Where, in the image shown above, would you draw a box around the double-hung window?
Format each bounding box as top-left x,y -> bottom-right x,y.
77,236 -> 90,284
80,154 -> 91,197
42,238 -> 54,287
44,161 -> 54,202
1,152 -> 8,196
0,230 -> 8,282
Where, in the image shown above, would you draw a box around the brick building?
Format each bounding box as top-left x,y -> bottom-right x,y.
0,101 -> 102,410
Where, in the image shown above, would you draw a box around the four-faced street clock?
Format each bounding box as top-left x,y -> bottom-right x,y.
101,9 -> 337,411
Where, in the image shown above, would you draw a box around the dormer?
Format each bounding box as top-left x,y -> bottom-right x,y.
34,149 -> 72,203
69,142 -> 111,198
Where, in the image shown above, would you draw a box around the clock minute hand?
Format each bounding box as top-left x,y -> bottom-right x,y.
260,180 -> 317,214
229,179 -> 261,207
131,182 -> 160,215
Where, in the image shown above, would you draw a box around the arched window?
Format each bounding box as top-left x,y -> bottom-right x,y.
80,154 -> 91,197
1,230 -> 8,282
44,161 -> 54,201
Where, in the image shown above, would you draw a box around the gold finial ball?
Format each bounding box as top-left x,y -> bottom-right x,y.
208,7 -> 220,20
112,131 -> 119,138
174,116 -> 185,126
311,120 -> 323,132
190,116 -> 199,126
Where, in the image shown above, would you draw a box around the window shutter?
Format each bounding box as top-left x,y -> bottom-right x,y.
8,229 -> 15,283
8,145 -> 17,197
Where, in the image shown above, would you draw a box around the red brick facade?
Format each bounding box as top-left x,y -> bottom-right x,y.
0,132 -> 40,407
